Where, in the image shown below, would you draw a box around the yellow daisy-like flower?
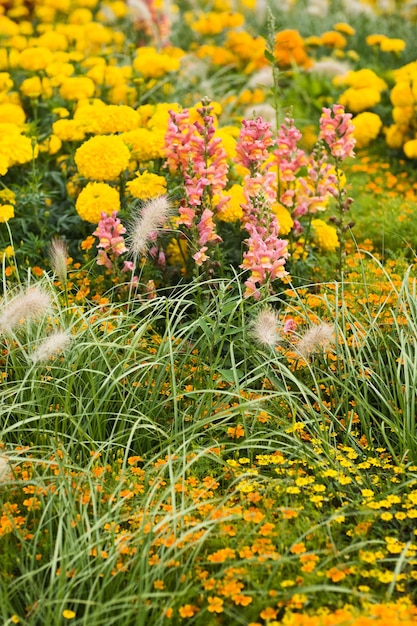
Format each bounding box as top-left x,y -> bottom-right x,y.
311,219 -> 339,252
0,204 -> 14,222
75,182 -> 120,223
75,135 -> 131,181
126,171 -> 167,200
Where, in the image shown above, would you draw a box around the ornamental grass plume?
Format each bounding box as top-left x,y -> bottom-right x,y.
250,307 -> 281,348
128,195 -> 171,263
48,237 -> 68,285
0,285 -> 52,335
31,330 -> 71,363
0,453 -> 12,483
297,322 -> 335,358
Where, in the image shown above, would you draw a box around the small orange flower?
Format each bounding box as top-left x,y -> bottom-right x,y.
207,596 -> 224,613
178,604 -> 198,618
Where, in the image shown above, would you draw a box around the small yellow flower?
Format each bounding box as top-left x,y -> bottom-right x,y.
62,609 -> 76,619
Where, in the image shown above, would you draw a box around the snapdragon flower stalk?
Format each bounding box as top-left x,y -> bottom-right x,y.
234,116 -> 289,299
165,99 -> 228,275
273,116 -> 340,258
318,104 -> 356,280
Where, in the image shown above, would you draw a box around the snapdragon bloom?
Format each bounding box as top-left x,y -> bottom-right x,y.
93,211 -> 128,270
234,116 -> 289,299
164,102 -> 227,265
319,104 -> 356,160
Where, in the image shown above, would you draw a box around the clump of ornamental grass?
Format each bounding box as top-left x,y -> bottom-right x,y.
0,284 -> 52,335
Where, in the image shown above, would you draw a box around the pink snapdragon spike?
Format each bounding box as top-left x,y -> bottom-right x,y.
241,218 -> 289,300
93,211 -> 128,270
165,102 -> 228,264
273,117 -> 306,183
318,104 -> 356,160
234,116 -> 289,299
235,117 -> 274,172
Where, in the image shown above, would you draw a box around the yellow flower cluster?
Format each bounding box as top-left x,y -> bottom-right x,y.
311,219 -> 339,252
189,11 -> 244,36
352,111 -> 383,148
74,134 -> 131,181
337,69 -> 388,114
75,182 -> 120,223
217,184 -> 245,223
133,46 -> 182,79
126,171 -> 167,200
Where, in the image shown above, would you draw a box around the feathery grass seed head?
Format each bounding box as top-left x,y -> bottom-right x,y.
49,237 -> 68,284
251,307 -> 280,348
0,285 -> 52,334
31,330 -> 71,363
128,195 -> 171,261
297,322 -> 335,358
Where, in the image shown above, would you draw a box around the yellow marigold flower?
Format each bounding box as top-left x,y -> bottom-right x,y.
215,128 -> 237,160
0,204 -> 14,222
339,87 -> 381,113
0,155 -> 8,175
225,30 -> 267,70
191,11 -> 244,36
133,47 -> 181,79
333,22 -> 355,36
272,203 -> 294,235
341,68 -> 388,92
352,112 -> 383,148
403,139 -> 417,159
217,184 -> 244,223
390,81 -> 414,107
0,103 -> 25,125
196,44 -> 237,66
0,125 -> 37,166
274,29 -> 313,70
18,46 -> 54,71
126,171 -> 167,200
384,124 -> 405,149
52,119 -> 86,142
392,105 -> 414,125
122,128 -> 166,162
74,103 -> 140,134
59,76 -> 96,100
321,31 -> 347,49
75,135 -> 131,181
311,219 -> 339,252
366,33 -> 387,46
380,38 -> 406,53
75,182 -> 120,223
20,76 -> 52,99
166,237 -> 188,269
